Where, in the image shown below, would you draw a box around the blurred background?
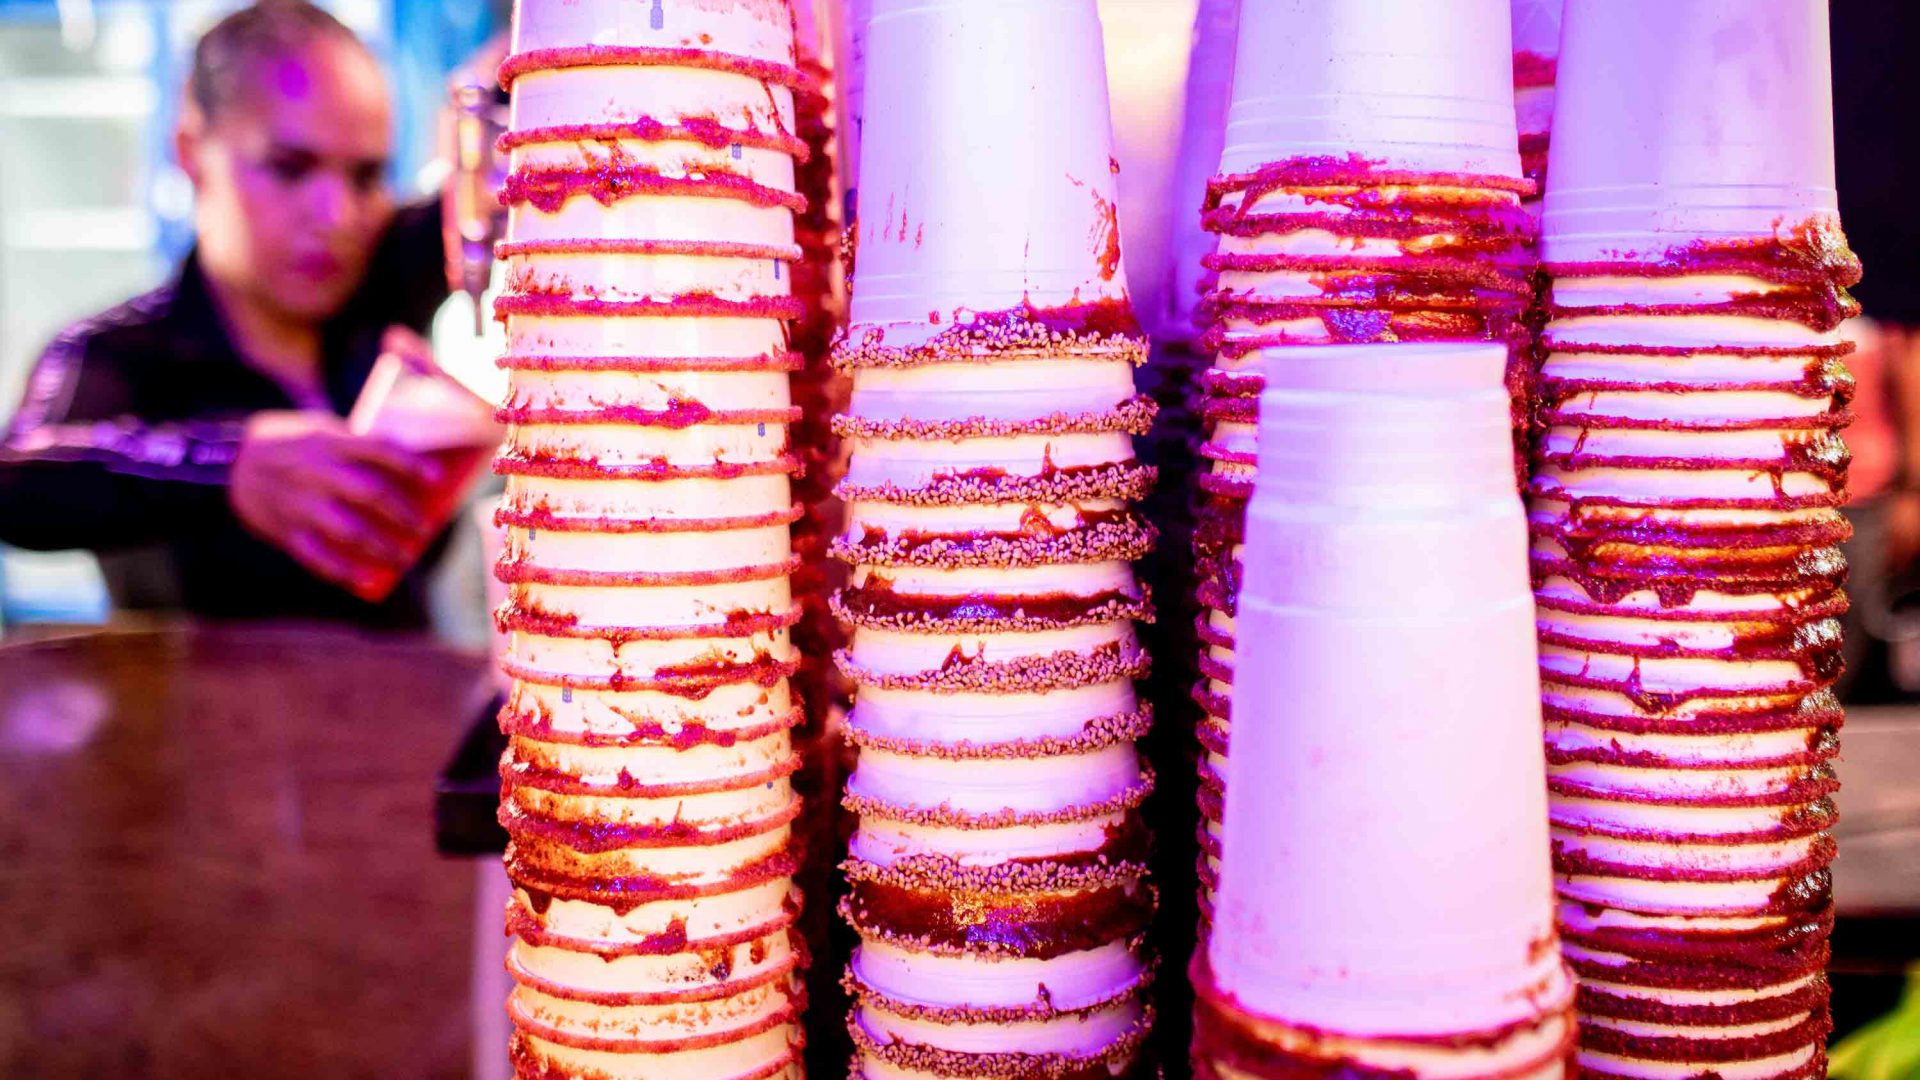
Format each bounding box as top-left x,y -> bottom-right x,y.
0,0 -> 503,629
0,0 -> 1194,639
0,1 -> 1914,1078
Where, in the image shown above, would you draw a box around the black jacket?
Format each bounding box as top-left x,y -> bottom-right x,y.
0,201 -> 452,628
1834,0 -> 1918,321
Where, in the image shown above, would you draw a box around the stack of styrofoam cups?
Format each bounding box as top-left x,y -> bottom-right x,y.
829,1 -> 1161,1076
789,0 -> 851,730
1511,0 -> 1563,219
1190,0 -> 1536,929
1141,0 -> 1240,962
1151,0 -> 1241,560
787,2 -> 856,1071
1532,3 -> 1859,1076
1195,346 -> 1575,1078
1149,0 -> 1240,505
489,2 -> 813,1076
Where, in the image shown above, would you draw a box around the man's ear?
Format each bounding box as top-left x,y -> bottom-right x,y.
175,98 -> 206,186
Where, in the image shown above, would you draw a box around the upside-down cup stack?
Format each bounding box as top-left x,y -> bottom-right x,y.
787,2 -> 857,1070
490,2 -> 813,1076
787,0 -> 852,728
1153,0 -> 1241,624
1149,0 -> 1240,963
1189,0 -> 1536,928
829,1 -> 1161,1076
1532,3 -> 1859,1077
1195,346 -> 1575,1079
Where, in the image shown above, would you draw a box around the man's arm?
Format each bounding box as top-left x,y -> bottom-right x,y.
0,324 -> 237,552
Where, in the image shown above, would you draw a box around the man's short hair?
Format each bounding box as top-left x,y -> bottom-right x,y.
188,0 -> 369,120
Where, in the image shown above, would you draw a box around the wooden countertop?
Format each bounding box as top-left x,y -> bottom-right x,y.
0,623 -> 1914,1076
0,624 -> 489,1079
1832,706 -> 1920,939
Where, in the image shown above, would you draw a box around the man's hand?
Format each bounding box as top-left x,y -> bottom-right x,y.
229,411 -> 445,594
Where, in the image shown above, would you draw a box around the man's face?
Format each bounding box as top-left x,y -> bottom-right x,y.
185,38 -> 395,324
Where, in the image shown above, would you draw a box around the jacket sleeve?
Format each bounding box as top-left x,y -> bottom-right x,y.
0,324 -> 238,552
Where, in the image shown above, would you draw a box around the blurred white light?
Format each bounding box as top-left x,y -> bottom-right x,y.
55,0 -> 96,52
152,165 -> 196,223
96,7 -> 158,73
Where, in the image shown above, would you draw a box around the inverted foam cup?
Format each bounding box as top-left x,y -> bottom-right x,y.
510,970 -> 797,1051
847,621 -> 1136,683
1164,0 -> 1240,338
508,927 -> 797,999
505,676 -> 795,741
507,621 -> 794,685
509,1024 -> 797,1080
848,678 -> 1138,746
849,741 -> 1142,820
503,313 -> 791,362
498,555 -> 796,673
505,141 -> 799,217
478,499 -> 513,692
504,418 -> 790,470
839,431 -> 1136,492
857,992 -> 1140,1058
841,559 -> 1139,609
507,0 -> 799,68
499,473 -> 795,528
504,519 -> 796,584
851,936 -> 1144,1016
509,975 -> 795,1045
1219,0 -> 1521,179
506,191 -> 798,256
845,357 -> 1139,425
1213,343 -> 1566,1036
849,0 -> 1130,332
507,65 -> 797,143
501,249 -> 793,308
1542,0 -> 1837,263
504,732 -> 796,814
848,686 -> 1144,760
503,363 -> 794,417
840,498 -> 1136,554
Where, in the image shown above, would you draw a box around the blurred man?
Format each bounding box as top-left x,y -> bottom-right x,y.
1833,0 -> 1920,698
1835,321 -> 1920,699
0,0 -> 454,627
